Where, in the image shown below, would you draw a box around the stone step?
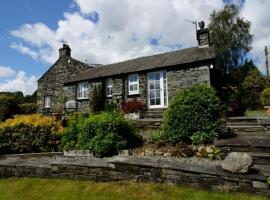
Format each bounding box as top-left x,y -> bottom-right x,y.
226,122 -> 262,126
227,125 -> 265,132
248,152 -> 270,165
253,164 -> 270,177
226,116 -> 269,122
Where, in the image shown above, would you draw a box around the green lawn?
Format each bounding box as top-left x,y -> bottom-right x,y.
0,178 -> 267,200
245,110 -> 267,117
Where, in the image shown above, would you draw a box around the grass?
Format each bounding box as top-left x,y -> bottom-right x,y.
244,109 -> 267,117
0,178 -> 267,200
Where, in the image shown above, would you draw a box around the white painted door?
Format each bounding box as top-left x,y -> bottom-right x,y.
148,70 -> 168,108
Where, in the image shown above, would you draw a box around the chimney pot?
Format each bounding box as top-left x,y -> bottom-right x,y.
197,21 -> 210,47
59,44 -> 71,57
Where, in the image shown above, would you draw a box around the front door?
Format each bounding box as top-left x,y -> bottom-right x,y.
148,70 -> 168,108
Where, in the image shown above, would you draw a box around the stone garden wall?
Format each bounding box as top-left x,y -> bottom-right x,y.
0,153 -> 268,196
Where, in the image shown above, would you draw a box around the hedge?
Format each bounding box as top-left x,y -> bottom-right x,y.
0,114 -> 63,154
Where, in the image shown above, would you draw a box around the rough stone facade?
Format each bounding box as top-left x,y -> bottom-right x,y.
37,29 -> 215,117
37,45 -> 91,113
62,65 -> 211,117
0,153 -> 269,196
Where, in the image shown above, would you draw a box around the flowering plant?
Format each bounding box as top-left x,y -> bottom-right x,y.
121,99 -> 144,114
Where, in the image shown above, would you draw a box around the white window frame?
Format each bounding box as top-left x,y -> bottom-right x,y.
147,70 -> 168,108
77,81 -> 89,100
128,73 -> 139,95
106,78 -> 113,97
44,96 -> 51,108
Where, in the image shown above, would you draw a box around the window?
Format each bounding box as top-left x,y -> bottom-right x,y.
44,96 -> 51,108
106,78 -> 113,97
77,81 -> 89,99
128,74 -> 139,95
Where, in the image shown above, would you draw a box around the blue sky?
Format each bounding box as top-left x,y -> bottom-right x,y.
0,0 -> 71,78
0,0 -> 269,95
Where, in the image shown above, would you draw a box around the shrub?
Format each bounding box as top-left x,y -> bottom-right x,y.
260,87 -> 270,106
61,112 -> 88,150
89,84 -> 105,113
104,102 -> 118,113
19,103 -> 37,114
0,114 -> 63,154
163,84 -> 221,144
0,95 -> 19,121
61,111 -> 141,157
122,99 -> 144,114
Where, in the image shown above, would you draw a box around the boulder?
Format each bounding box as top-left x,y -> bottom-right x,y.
222,152 -> 252,174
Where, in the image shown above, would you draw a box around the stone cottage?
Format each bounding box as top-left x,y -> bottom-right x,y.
37,25 -> 218,118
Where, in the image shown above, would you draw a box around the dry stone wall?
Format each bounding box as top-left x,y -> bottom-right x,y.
0,153 -> 268,196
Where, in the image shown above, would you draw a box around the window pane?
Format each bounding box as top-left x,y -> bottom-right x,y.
155,81 -> 160,89
150,90 -> 155,99
155,73 -> 160,80
149,74 -> 155,81
149,82 -> 154,89
150,99 -> 155,105
156,98 -> 161,105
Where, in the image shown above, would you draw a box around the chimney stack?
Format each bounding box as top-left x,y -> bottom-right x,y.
197,21 -> 210,48
59,44 -> 71,57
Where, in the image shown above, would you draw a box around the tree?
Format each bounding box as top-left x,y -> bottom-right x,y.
242,70 -> 270,109
209,4 -> 253,73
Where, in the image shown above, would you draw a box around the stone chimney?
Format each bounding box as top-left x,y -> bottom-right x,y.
197,21 -> 210,48
59,44 -> 71,57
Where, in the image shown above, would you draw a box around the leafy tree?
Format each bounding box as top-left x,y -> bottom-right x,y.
242,70 -> 270,109
0,95 -> 19,121
209,4 -> 253,73
24,90 -> 37,103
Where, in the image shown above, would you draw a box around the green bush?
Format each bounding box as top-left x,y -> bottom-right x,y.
61,112 -> 88,150
260,87 -> 270,106
0,95 -> 19,121
89,84 -> 105,113
19,103 -> 37,114
0,114 -> 63,154
163,84 -> 221,144
62,111 -> 141,157
104,102 -> 118,113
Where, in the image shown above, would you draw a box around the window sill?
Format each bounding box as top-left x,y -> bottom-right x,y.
128,92 -> 140,96
106,95 -> 113,98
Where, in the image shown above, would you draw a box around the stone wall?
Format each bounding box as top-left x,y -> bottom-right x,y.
38,55 -> 90,113
57,64 -> 211,115
167,65 -> 210,102
0,153 -> 268,196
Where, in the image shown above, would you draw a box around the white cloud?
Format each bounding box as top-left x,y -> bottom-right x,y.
241,0 -> 270,74
0,70 -> 37,95
10,0 -> 224,65
9,0 -> 270,74
0,66 -> 15,78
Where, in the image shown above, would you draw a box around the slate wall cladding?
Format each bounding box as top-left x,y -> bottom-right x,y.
37,55 -> 90,113
167,65 -> 210,102
62,65 -> 210,113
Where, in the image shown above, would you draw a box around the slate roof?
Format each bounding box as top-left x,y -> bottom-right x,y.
64,46 -> 215,84
38,55 -> 93,82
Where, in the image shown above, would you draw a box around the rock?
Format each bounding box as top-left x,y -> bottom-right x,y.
206,146 -> 214,154
163,152 -> 172,157
222,152 -> 252,174
252,181 -> 269,189
154,150 -> 163,156
144,149 -> 154,156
